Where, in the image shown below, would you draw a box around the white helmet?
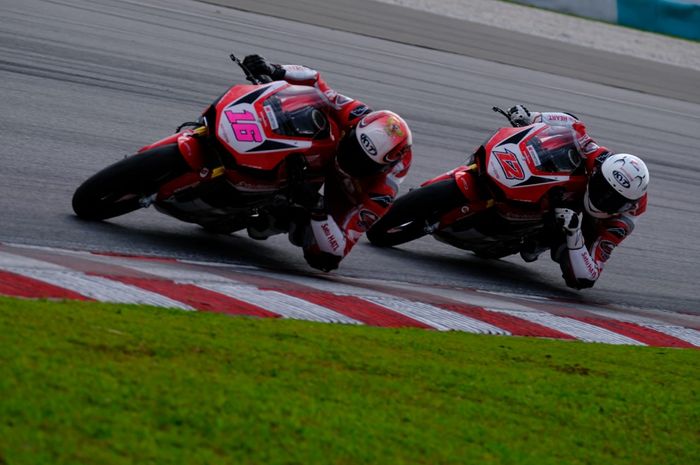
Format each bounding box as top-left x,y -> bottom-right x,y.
584,153 -> 649,218
336,110 -> 412,177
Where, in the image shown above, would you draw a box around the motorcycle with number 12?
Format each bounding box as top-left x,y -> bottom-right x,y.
367,107 -> 588,259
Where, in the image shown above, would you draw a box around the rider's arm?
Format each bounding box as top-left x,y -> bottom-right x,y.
242,55 -> 330,94
507,105 -> 579,127
510,106 -> 603,156
243,56 -> 371,122
277,65 -> 366,115
303,212 -> 350,272
557,207 -> 644,289
531,111 -> 580,127
303,198 -> 387,272
276,64 -> 319,86
303,155 -> 412,271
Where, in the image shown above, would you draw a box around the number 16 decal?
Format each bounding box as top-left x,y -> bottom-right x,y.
225,109 -> 262,143
494,149 -> 525,180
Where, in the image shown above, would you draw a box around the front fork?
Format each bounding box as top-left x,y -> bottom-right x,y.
138,125 -> 210,170
421,164 -> 493,233
137,125 -> 226,205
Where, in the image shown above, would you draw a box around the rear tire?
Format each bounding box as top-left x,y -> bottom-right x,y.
72,144 -> 189,221
367,179 -> 463,247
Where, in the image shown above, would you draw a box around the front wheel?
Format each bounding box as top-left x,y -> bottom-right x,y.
367,179 -> 464,247
72,144 -> 189,220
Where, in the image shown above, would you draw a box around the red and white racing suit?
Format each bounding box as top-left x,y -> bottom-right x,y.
531,112 -> 647,289
276,65 -> 412,271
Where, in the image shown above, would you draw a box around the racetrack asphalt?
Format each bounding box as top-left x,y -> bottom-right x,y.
0,0 -> 699,314
206,0 -> 700,105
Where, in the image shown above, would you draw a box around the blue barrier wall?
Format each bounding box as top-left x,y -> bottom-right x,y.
618,0 -> 700,40
512,0 -> 700,41
512,0 -> 618,22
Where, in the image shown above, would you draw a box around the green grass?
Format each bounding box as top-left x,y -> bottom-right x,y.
0,297 -> 698,465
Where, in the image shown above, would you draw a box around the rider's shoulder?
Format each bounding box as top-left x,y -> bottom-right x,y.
583,146 -> 611,170
356,165 -> 408,199
534,111 -> 580,126
280,64 -> 319,83
336,101 -> 372,127
630,194 -> 648,216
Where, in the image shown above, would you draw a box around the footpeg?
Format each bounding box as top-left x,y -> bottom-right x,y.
139,193 -> 157,208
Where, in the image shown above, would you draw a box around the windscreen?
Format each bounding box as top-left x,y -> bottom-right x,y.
524,126 -> 582,173
262,86 -> 330,139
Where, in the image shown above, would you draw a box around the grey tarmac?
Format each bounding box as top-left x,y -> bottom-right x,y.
0,0 -> 698,315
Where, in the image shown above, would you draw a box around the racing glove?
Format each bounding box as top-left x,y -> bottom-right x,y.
507,105 -> 533,127
242,55 -> 286,81
554,208 -> 585,249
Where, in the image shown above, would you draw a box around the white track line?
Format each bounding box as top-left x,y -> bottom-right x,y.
406,284 -> 537,312
243,271 -> 508,334
2,245 -> 696,347
85,254 -> 234,283
641,325 -> 700,347
489,309 -> 644,345
247,271 -> 390,297
196,282 -> 361,324
39,251 -> 510,332
0,251 -> 193,309
582,306 -> 700,329
91,256 -> 360,324
361,295 -> 509,334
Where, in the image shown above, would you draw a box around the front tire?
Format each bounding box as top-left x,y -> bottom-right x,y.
72,144 -> 189,220
367,179 -> 463,247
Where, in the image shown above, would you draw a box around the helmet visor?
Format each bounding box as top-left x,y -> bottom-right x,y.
337,130 -> 385,178
588,169 -> 636,214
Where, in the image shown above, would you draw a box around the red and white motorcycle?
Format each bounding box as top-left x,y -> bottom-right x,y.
73,55 -> 339,234
367,108 -> 588,259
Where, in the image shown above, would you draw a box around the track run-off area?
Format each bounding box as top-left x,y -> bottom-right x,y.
1,0 -> 700,347
1,243 -> 699,349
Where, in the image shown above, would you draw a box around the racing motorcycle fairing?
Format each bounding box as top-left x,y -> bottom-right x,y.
115,82 -> 344,231
378,124 -> 590,259
484,124 -> 585,203
151,82 -> 345,227
419,166 -> 492,229
134,130 -> 206,175
214,82 -> 341,171
420,163 -> 477,196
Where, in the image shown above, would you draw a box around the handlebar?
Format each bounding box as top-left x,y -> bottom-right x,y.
230,54 -> 272,85
493,106 -> 517,127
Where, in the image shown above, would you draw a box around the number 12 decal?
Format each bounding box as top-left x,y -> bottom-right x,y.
494,150 -> 525,180
224,109 -> 262,142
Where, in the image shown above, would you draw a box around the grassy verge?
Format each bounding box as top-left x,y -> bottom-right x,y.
0,296 -> 698,465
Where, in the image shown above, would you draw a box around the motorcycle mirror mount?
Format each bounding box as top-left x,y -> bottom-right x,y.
492,106 -> 514,125
230,54 -> 272,85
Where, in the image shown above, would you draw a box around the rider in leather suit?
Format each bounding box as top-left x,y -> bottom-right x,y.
507,105 -> 649,289
242,55 -> 413,272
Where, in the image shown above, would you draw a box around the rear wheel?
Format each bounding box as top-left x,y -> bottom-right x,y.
367,179 -> 464,247
72,144 -> 189,220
